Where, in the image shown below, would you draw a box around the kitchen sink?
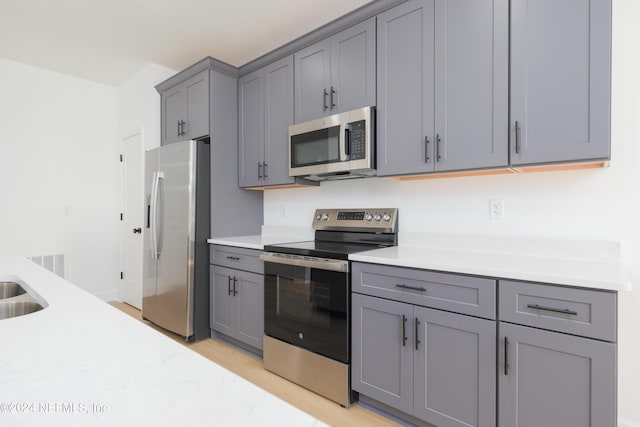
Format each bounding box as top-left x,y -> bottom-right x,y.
0,300 -> 44,320
0,281 -> 27,299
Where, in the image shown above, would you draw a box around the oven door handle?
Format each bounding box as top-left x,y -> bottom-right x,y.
260,252 -> 349,273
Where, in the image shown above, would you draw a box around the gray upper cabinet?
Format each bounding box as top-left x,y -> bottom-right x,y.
160,70 -> 210,145
510,0 -> 611,165
377,0 -> 508,176
499,322 -> 616,427
294,18 -> 376,123
433,0 -> 508,171
239,56 -> 295,188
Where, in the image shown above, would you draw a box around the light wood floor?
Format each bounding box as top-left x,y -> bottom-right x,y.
109,301 -> 400,427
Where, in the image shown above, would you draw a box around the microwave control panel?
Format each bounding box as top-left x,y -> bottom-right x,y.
348,120 -> 366,160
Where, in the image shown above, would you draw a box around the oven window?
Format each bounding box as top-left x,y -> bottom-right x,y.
291,125 -> 340,167
264,262 -> 349,363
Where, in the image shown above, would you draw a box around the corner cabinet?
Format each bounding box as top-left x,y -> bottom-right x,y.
351,262 -> 497,427
510,0 -> 611,165
238,56 -> 295,188
159,70 -> 210,145
376,0 -> 508,177
294,17 -> 376,123
210,245 -> 264,351
498,280 -> 617,427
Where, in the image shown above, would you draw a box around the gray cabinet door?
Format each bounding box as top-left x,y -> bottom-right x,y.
376,0 -> 435,176
263,55 -> 295,186
162,86 -> 183,145
210,265 -> 234,336
294,38 -> 331,123
331,18 -> 376,114
161,70 -> 210,145
352,293 -> 413,414
433,0 -> 508,172
413,306 -> 496,427
183,70 -> 210,141
238,69 -> 264,188
499,322 -> 616,427
510,0 -> 611,165
235,270 -> 264,350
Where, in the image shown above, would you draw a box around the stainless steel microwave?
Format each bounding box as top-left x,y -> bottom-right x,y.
288,106 -> 375,181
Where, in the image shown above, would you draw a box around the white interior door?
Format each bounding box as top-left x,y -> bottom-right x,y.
121,132 -> 144,309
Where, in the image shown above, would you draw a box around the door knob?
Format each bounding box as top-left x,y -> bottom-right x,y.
133,228 -> 142,234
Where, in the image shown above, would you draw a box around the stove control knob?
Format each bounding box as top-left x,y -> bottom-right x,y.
365,213 -> 373,221
315,214 -> 322,221
321,213 -> 329,221
383,213 -> 392,222
374,213 -> 382,221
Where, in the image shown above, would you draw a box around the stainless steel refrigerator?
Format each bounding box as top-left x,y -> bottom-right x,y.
142,139 -> 210,341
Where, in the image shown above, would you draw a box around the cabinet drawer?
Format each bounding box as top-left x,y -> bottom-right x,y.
499,280 -> 616,342
210,245 -> 263,274
352,262 -> 496,319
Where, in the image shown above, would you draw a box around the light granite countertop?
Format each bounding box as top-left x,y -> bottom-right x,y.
0,257 -> 326,427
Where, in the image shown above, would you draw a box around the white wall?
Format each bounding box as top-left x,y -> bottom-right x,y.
0,58 -> 118,300
117,63 -> 176,150
264,1 -> 640,425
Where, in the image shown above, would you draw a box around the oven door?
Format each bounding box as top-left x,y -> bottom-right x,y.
262,253 -> 350,363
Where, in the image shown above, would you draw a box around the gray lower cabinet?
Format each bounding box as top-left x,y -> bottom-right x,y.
238,56 -> 295,188
498,323 -> 616,427
498,279 -> 617,427
160,69 -> 210,145
210,245 -> 264,351
376,0 -> 508,177
294,17 -> 376,123
510,0 -> 611,165
352,293 -> 496,427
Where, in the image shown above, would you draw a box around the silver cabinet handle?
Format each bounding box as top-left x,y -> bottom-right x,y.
424,136 -> 430,163
232,277 -> 238,296
395,284 -> 427,292
177,121 -> 181,137
415,318 -> 421,350
263,162 -> 268,178
527,304 -> 578,316
436,133 -> 442,161
227,276 -> 232,296
401,315 -> 407,347
323,89 -> 329,111
504,336 -> 509,375
514,121 -> 521,154
258,162 -> 263,179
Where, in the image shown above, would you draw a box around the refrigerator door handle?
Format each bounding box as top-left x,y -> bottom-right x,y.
150,171 -> 164,260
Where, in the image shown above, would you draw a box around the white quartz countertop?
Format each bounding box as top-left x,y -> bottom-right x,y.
208,226 -> 314,250
350,239 -> 631,292
0,257 -> 326,427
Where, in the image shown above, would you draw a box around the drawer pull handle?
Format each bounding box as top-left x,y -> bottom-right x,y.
226,256 -> 241,261
395,284 -> 427,292
526,304 -> 578,316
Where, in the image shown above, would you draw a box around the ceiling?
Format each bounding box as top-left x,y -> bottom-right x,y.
0,0 -> 373,86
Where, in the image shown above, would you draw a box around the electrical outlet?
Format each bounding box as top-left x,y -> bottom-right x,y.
489,199 -> 504,220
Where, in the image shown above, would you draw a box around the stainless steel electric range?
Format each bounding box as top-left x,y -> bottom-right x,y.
260,208 -> 399,407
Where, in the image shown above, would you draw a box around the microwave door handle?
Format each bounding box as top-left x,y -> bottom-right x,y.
344,125 -> 351,158
339,124 -> 347,161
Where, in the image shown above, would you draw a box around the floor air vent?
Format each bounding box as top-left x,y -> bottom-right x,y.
29,254 -> 65,278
